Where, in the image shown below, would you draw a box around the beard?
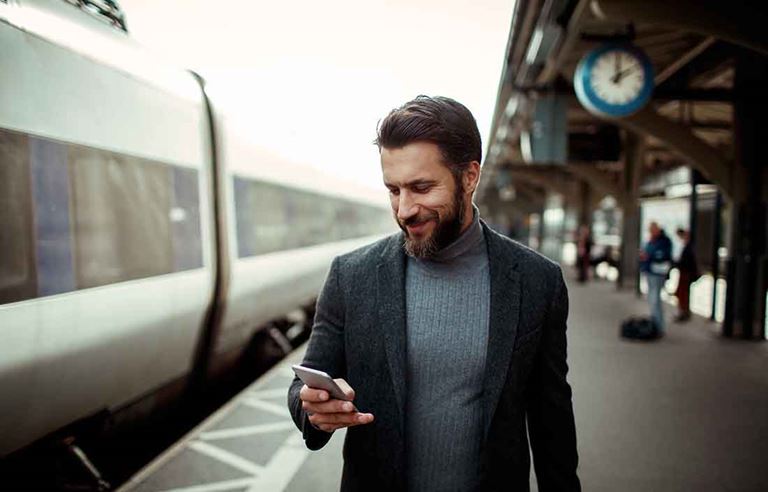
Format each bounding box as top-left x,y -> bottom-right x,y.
398,180 -> 466,259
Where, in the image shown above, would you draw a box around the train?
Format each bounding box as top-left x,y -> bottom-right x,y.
0,0 -> 393,458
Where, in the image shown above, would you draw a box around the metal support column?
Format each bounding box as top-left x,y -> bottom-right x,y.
711,191 -> 722,321
724,50 -> 768,339
618,132 -> 643,291
536,206 -> 545,252
689,169 -> 699,241
578,180 -> 593,229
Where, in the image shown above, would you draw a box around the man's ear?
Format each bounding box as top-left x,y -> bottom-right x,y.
463,161 -> 481,194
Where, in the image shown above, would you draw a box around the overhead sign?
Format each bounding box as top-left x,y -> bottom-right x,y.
521,94 -> 568,165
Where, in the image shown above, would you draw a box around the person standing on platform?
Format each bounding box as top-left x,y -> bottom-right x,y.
288,96 -> 580,491
639,222 -> 672,335
575,224 -> 592,283
673,228 -> 699,322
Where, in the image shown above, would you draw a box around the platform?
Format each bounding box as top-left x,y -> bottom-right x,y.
119,274 -> 768,492
117,346 -> 344,492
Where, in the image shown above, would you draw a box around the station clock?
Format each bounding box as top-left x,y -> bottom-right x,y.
574,44 -> 654,118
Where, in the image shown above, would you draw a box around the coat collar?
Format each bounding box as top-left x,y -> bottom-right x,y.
479,222 -> 522,438
375,223 -> 522,437
376,233 -> 408,433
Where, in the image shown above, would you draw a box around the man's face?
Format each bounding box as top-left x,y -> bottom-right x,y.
649,223 -> 660,239
380,141 -> 465,259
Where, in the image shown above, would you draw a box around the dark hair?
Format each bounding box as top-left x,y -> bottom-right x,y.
374,95 -> 482,176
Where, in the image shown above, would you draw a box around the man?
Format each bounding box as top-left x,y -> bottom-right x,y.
288,96 -> 580,491
673,228 -> 699,322
575,224 -> 592,283
639,222 -> 672,335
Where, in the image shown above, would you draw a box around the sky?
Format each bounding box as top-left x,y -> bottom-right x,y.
119,0 -> 515,190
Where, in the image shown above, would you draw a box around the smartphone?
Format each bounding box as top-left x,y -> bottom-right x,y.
291,364 -> 351,401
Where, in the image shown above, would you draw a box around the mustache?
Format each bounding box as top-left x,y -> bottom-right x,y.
401,210 -> 439,227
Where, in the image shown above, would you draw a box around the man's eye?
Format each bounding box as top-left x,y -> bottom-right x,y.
413,186 -> 431,193
388,188 -> 400,196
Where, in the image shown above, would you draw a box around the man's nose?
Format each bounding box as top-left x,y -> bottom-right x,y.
396,191 -> 418,221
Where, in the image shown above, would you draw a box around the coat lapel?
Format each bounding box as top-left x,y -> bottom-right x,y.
481,224 -> 522,438
377,235 -> 408,431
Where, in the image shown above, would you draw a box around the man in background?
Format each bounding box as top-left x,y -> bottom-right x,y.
576,224 -> 592,283
673,228 -> 699,322
639,222 -> 673,335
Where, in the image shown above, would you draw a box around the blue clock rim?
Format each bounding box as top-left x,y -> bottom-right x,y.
576,43 -> 655,118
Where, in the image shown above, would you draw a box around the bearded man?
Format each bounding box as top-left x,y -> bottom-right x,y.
288,96 -> 580,491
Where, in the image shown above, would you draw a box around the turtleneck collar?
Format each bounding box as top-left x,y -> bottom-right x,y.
406,205 -> 487,277
430,205 -> 483,262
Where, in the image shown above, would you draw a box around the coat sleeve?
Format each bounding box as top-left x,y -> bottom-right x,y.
287,256 -> 347,450
526,267 -> 581,491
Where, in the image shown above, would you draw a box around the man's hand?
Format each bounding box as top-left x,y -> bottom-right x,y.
300,379 -> 374,433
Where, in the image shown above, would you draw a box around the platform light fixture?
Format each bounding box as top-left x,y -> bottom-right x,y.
496,124 -> 509,142
665,183 -> 693,199
525,25 -> 562,66
505,95 -> 520,118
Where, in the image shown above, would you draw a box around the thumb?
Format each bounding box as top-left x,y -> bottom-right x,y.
334,378 -> 355,401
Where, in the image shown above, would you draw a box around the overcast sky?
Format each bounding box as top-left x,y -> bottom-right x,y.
120,0 -> 515,189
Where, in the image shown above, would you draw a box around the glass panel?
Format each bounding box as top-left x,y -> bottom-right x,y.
29,137 -> 76,296
234,175 -> 392,258
233,176 -> 256,257
70,147 -> 173,288
171,166 -> 203,271
0,130 -> 37,303
0,128 -> 202,305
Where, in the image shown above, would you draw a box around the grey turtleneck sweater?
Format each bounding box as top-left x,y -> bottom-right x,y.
405,208 -> 490,492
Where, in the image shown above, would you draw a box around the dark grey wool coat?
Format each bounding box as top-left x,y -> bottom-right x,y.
288,222 -> 580,491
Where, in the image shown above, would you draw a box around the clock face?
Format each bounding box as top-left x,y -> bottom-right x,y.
591,50 -> 645,104
574,44 -> 654,118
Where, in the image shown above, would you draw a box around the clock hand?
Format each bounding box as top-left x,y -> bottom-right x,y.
612,66 -> 636,84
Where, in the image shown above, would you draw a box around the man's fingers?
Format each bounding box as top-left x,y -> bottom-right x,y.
316,423 -> 353,433
308,412 -> 374,427
299,384 -> 329,402
300,379 -> 372,432
351,413 -> 374,425
318,423 -> 348,432
299,380 -> 354,403
334,378 -> 355,401
303,399 -> 356,414
308,412 -> 359,426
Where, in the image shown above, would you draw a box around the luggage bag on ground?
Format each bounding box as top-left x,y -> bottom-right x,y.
620,316 -> 659,340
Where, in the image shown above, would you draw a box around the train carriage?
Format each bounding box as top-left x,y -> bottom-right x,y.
0,0 -> 392,459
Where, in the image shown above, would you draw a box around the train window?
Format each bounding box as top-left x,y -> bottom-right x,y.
29,137 -> 76,296
69,147 -> 175,288
233,177 -> 255,256
235,177 -> 286,256
171,167 -> 204,271
0,130 -> 38,304
0,127 -> 204,306
233,175 -> 393,258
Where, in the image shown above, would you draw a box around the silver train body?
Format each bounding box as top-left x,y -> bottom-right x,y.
0,0 -> 393,457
